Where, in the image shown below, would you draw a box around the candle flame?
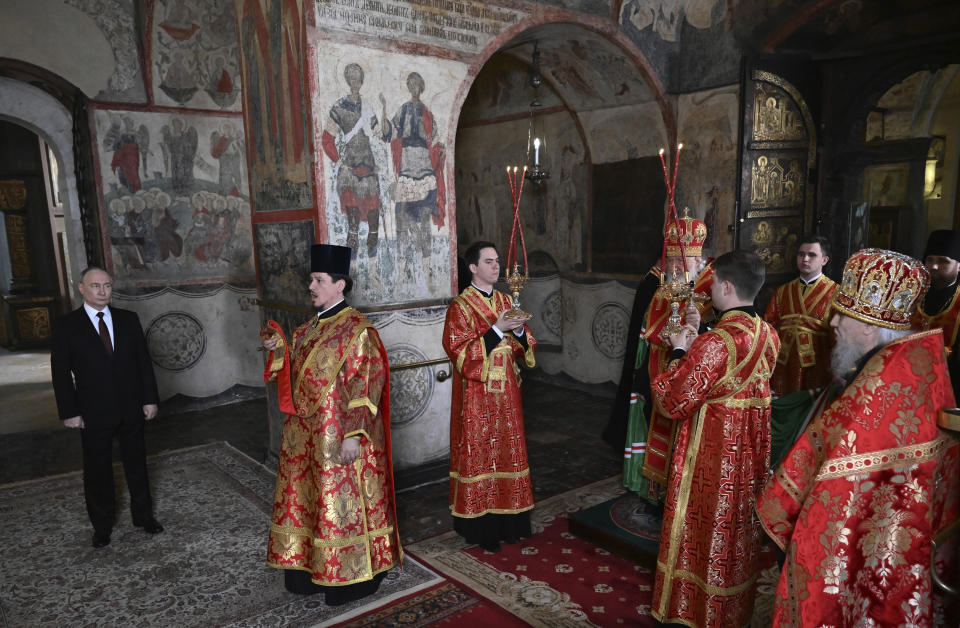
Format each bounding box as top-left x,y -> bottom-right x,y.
659,148 -> 665,155
513,166 -> 518,173
506,166 -> 511,173
523,165 -> 528,171
677,142 -> 683,150
533,137 -> 540,149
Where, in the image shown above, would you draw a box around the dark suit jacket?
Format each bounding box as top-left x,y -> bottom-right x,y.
51,306 -> 159,427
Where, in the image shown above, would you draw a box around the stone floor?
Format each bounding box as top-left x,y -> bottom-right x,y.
0,355 -> 622,545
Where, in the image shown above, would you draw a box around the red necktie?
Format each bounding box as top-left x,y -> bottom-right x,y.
97,312 -> 113,356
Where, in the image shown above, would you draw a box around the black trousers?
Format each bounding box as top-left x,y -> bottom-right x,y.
80,416 -> 153,534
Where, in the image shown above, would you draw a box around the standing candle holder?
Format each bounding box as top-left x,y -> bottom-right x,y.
655,143 -> 700,340
504,166 -> 530,320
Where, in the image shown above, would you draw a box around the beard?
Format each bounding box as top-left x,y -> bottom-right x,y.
830,338 -> 866,380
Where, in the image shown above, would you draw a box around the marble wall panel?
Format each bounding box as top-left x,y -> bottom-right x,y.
524,277 -> 635,384
369,306 -> 451,468
115,284 -> 262,399
521,275 -> 562,347
92,109 -> 253,288
152,0 -> 242,111
313,41 -> 468,306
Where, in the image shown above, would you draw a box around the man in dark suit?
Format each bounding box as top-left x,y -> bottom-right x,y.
51,266 -> 164,548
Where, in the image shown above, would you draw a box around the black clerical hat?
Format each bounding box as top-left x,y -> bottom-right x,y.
311,244 -> 351,276
923,230 -> 960,262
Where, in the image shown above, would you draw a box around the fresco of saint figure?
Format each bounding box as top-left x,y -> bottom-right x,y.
161,118 -> 198,194
380,71 -> 445,259
322,63 -> 381,258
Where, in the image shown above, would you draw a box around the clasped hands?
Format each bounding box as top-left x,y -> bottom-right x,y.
668,303 -> 701,352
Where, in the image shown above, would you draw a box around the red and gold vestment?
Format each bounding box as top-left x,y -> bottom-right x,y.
442,286 -> 537,518
650,310 -> 779,627
764,275 -> 837,395
263,307 -> 401,586
757,329 -> 960,627
914,284 -> 960,355
641,264 -> 714,488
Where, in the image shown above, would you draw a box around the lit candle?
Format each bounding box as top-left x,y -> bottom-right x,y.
533,138 -> 540,166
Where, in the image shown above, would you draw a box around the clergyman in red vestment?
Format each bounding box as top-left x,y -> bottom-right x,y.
757,248 -> 960,627
636,211 -> 714,499
443,240 -> 537,552
261,244 -> 401,604
763,234 -> 837,395
650,250 -> 780,627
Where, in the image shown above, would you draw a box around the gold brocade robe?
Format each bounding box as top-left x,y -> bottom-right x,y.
651,310 -> 780,628
756,330 -> 960,627
265,308 -> 401,585
641,264 -> 714,487
914,283 -> 960,354
442,286 -> 537,518
764,275 -> 837,395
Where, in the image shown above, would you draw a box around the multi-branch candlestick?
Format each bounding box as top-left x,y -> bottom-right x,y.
504,166 -> 530,320
655,143 -> 704,340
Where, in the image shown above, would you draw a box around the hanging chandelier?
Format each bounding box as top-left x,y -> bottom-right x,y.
525,42 -> 550,183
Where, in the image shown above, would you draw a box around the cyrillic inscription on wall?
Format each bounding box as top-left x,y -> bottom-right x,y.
314,0 -> 524,53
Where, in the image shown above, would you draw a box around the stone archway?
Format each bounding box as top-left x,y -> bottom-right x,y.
0,76 -> 86,301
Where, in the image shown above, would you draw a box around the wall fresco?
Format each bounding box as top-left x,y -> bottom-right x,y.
315,42 -> 466,305
66,0 -> 147,102
237,0 -> 313,211
93,109 -> 254,285
152,0 -> 242,111
675,86 -> 739,256
312,0 -> 524,55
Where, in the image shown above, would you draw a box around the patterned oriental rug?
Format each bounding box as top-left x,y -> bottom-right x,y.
0,442 -> 439,627
351,477 -> 777,628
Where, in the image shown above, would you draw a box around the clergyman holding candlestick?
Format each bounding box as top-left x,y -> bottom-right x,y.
443,240 -> 537,552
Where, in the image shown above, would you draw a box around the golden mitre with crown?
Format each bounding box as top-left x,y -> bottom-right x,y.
664,207 -> 707,258
833,248 -> 929,330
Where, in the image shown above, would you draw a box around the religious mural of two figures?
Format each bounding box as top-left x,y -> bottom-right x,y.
320,61 -> 450,303
95,111 -> 254,285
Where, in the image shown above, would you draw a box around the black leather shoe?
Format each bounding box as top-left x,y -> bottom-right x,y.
92,531 -> 111,548
134,518 -> 164,534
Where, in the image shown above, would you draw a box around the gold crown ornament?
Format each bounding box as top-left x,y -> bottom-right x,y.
832,248 -> 929,330
664,207 -> 707,258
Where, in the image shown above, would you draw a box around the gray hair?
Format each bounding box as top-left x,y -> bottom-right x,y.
874,326 -> 912,347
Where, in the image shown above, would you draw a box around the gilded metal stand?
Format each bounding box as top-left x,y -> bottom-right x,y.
503,264 -> 530,320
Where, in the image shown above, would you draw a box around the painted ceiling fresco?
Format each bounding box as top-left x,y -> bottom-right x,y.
466,23 -> 657,120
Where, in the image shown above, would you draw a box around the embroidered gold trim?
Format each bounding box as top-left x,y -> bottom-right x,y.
816,436 -> 949,481
656,404 -> 708,617
721,396 -> 772,408
449,469 -> 530,483
656,564 -> 759,596
449,504 -> 535,518
347,397 -> 378,415
269,524 -> 396,548
265,560 -> 399,587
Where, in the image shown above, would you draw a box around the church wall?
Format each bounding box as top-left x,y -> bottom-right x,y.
78,0 -> 261,400
455,113 -> 586,273
675,85 -> 740,257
